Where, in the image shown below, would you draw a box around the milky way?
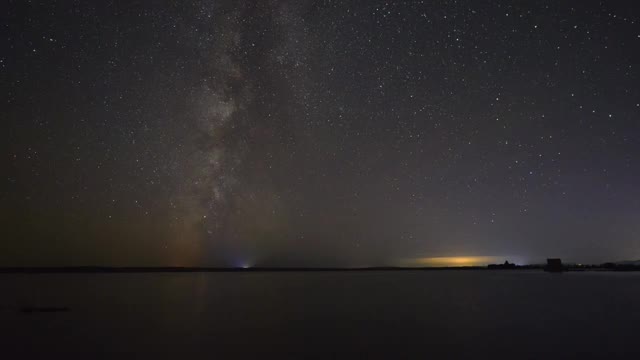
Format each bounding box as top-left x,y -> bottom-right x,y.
4,1 -> 640,266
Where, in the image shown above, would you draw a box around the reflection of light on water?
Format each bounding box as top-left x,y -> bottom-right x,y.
400,256 -> 519,267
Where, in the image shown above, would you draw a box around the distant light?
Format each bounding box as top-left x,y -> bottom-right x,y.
403,256 -> 507,267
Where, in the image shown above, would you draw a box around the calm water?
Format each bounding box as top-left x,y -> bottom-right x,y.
1,271 -> 639,359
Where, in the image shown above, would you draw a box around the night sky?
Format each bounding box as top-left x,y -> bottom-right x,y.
3,1 -> 640,267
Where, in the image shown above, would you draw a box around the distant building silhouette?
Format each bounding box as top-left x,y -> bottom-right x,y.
545,258 -> 564,272
487,260 -> 517,269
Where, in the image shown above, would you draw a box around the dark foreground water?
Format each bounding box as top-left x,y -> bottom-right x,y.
1,270 -> 639,359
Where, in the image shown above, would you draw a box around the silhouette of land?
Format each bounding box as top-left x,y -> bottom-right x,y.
1,262 -> 639,273
0,266 -> 485,273
487,260 -> 517,269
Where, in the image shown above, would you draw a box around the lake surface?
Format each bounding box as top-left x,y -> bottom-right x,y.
1,270 -> 639,359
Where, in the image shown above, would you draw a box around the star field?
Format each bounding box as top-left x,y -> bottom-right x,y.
3,1 -> 640,266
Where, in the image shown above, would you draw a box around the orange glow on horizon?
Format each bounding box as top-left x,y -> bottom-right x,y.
400,256 -> 507,267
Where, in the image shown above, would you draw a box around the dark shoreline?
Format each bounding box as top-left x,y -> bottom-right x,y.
1,265 -> 639,274
0,266 -> 487,274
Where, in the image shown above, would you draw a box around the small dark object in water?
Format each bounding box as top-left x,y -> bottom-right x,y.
20,306 -> 70,314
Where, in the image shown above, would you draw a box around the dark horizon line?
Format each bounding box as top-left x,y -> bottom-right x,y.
0,263 -> 638,274
0,266 -> 493,273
